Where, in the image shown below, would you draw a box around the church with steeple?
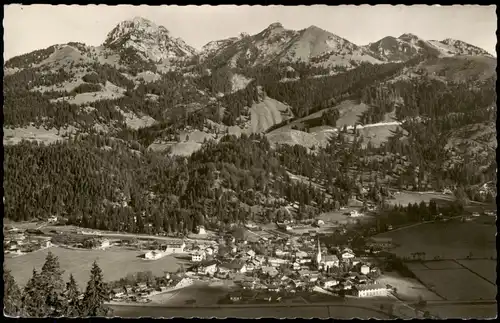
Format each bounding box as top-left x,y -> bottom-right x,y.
315,237 -> 340,271
315,237 -> 323,269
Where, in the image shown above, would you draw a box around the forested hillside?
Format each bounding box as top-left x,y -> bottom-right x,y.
4,17 -> 497,233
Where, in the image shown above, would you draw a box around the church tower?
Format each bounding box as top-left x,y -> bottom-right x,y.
316,237 -> 322,266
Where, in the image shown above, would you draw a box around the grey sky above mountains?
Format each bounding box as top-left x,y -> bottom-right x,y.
4,4 -> 497,61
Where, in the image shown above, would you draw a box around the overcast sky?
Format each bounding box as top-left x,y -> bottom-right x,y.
4,4 -> 497,60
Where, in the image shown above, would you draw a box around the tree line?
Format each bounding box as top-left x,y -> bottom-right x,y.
4,252 -> 111,317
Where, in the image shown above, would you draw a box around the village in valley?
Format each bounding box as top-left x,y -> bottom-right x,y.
4,190 -> 497,318
3,4 -> 497,320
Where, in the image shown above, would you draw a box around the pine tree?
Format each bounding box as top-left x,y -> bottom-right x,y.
64,274 -> 81,317
39,251 -> 65,316
81,261 -> 111,317
4,269 -> 23,317
22,268 -> 47,317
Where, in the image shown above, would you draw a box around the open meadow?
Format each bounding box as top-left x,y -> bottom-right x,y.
387,191 -> 454,206
148,281 -> 233,306
4,246 -> 184,289
455,259 -> 497,285
376,271 -> 443,302
374,221 -> 496,259
410,268 -> 497,301
317,206 -> 375,227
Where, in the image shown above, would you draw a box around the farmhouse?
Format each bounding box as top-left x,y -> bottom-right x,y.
354,284 -> 388,298
220,261 -> 247,273
97,239 -> 111,250
341,248 -> 355,260
360,264 -> 370,275
165,241 -> 186,253
191,251 -> 206,262
198,263 -> 218,276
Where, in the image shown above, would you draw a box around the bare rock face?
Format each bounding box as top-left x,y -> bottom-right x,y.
104,16 -> 198,62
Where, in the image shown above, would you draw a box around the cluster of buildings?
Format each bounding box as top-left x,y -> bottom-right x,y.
110,275 -> 194,303
3,227 -> 53,256
181,230 -> 390,303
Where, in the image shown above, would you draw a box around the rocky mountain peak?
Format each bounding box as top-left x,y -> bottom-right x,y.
267,22 -> 284,30
440,38 -> 494,57
398,33 -> 419,41
103,16 -> 197,62
305,25 -> 325,32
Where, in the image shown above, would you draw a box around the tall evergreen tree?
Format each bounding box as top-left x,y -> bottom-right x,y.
39,251 -> 65,316
81,261 -> 111,317
3,269 -> 23,317
21,268 -> 47,317
64,274 -> 81,317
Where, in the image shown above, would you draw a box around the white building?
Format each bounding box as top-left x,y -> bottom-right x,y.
191,251 -> 206,262
196,225 -> 207,235
199,263 -> 217,276
360,264 -> 370,275
99,239 -> 110,250
268,257 -> 289,266
165,241 -> 186,254
324,279 -> 340,289
274,249 -> 289,257
341,248 -> 355,260
246,250 -> 256,258
349,210 -> 363,217
355,284 -> 388,298
316,219 -> 325,226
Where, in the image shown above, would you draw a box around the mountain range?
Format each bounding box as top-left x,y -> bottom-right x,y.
4,16 -> 496,153
3,17 -> 496,232
5,17 -> 493,72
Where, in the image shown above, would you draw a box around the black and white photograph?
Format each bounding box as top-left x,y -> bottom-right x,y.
3,4 -> 497,319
